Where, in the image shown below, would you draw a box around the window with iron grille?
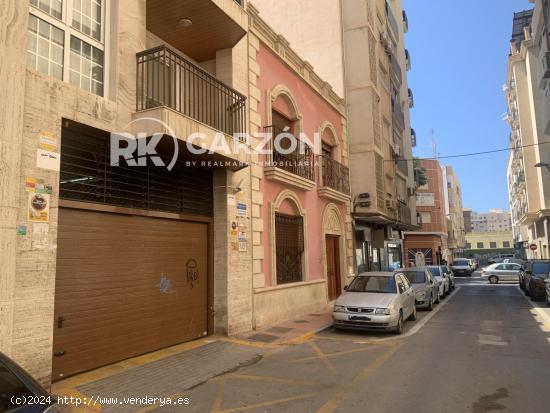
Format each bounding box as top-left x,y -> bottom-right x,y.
60,123 -> 213,216
275,213 -> 304,285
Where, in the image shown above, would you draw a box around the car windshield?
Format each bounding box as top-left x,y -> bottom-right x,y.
454,260 -> 469,266
428,267 -> 441,277
401,271 -> 426,284
532,262 -> 550,275
347,276 -> 397,294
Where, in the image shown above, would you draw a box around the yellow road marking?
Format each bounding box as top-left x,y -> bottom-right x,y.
216,392 -> 319,413
293,344 -> 381,362
215,374 -> 321,387
308,341 -> 336,373
210,378 -> 227,413
221,337 -> 280,349
315,343 -> 401,413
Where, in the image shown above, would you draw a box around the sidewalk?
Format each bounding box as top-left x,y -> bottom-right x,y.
51,309 -> 333,412
234,308 -> 333,345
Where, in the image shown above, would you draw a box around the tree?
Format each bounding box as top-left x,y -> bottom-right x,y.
413,157 -> 428,187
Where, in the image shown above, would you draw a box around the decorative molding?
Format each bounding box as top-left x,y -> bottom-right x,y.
247,4 -> 346,116
264,166 -> 315,191
320,203 -> 347,302
318,187 -> 352,204
265,85 -> 304,134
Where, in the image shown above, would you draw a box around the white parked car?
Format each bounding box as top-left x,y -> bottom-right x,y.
481,262 -> 522,284
427,266 -> 450,299
451,258 -> 473,276
333,272 -> 416,334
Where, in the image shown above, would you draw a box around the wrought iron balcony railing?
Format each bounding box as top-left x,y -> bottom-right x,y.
264,126 -> 315,181
320,155 -> 350,194
398,200 -> 412,225
136,46 -> 247,136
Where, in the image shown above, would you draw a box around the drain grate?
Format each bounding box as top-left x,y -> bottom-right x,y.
247,333 -> 280,343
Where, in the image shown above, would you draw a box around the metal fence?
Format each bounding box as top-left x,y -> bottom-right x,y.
320,155 -> 350,194
137,46 -> 247,136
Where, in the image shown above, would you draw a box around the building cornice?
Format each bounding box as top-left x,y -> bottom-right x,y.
247,4 -> 346,116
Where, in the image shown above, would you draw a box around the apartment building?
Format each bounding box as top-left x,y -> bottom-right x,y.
469,209 -> 513,233
0,0 -> 351,387
464,231 -> 515,255
505,1 -> 550,260
463,208 -> 474,232
404,160 -> 450,266
251,0 -> 418,272
446,166 -> 466,258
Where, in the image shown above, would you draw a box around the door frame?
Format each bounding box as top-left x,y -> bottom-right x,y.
321,203 -> 346,301
325,234 -> 342,301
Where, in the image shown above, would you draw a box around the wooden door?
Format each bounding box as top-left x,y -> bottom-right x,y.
326,235 -> 341,301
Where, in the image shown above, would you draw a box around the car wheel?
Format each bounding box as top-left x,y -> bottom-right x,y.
394,312 -> 404,335
427,294 -> 434,311
525,282 -> 531,296
488,276 -> 498,285
409,305 -> 417,321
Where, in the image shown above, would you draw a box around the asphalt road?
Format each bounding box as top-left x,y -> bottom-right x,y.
153,273 -> 550,413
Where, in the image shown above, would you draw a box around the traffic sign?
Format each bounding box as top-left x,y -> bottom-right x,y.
530,243 -> 538,251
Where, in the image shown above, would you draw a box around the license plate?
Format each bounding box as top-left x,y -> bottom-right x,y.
349,315 -> 370,321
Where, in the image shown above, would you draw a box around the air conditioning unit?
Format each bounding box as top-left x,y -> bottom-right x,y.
380,32 -> 393,54
542,51 -> 550,80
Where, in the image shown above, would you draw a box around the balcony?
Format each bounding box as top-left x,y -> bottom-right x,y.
392,98 -> 405,131
408,88 -> 414,108
411,128 -> 417,147
385,1 -> 400,40
318,155 -> 351,203
146,0 -> 248,62
264,126 -> 315,191
402,10 -> 409,33
134,46 -> 248,165
405,49 -> 411,71
390,54 -> 402,85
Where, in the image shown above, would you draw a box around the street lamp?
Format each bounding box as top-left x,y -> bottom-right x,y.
534,162 -> 550,174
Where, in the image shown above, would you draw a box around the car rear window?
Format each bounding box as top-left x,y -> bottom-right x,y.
0,361 -> 34,412
402,271 -> 426,284
532,262 -> 550,275
428,267 -> 441,277
347,276 -> 397,294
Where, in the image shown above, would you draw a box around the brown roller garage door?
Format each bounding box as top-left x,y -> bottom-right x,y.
52,207 -> 209,379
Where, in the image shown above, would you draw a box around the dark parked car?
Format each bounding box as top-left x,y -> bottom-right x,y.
0,352 -> 61,412
521,260 -> 550,300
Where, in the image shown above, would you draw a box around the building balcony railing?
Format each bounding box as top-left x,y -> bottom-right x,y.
390,54 -> 402,85
398,200 -> 412,225
320,155 -> 350,195
385,0 -> 400,40
136,46 -> 247,136
264,126 -> 315,182
392,98 -> 405,130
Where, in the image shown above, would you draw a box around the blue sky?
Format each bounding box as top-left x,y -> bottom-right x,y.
405,0 -> 532,212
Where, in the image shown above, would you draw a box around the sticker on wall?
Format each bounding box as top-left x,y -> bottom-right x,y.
236,203 -> 247,217
17,225 -> 28,236
25,177 -> 37,192
238,231 -> 248,252
186,259 -> 199,289
157,273 -> 176,294
28,193 -> 50,222
36,149 -> 60,172
227,194 -> 236,206
39,132 -> 58,151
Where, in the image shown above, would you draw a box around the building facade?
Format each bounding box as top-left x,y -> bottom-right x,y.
0,0 -> 351,387
469,209 -> 512,233
251,0 -> 418,273
464,231 -> 515,256
463,208 -> 474,232
404,160 -> 450,266
505,3 -> 550,260
446,166 -> 466,258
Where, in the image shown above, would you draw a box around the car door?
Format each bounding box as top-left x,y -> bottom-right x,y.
501,264 -> 519,282
398,274 -> 414,317
492,264 -> 505,280
427,271 -> 438,299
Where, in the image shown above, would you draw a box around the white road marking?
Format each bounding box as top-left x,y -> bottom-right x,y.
352,287 -> 461,344
477,334 -> 508,346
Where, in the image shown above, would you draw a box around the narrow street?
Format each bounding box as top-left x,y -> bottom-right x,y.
55,273 -> 550,413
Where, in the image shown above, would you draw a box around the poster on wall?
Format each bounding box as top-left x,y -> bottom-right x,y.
28,193 -> 50,222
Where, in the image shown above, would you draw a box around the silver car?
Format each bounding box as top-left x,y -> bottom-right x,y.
481,262 -> 522,284
397,268 -> 440,310
427,266 -> 450,298
333,272 -> 416,334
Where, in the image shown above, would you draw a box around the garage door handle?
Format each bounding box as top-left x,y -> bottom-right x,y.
54,350 -> 66,357
57,316 -> 64,328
